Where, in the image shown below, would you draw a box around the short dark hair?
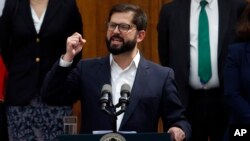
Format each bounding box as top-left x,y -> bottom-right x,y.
107,3 -> 147,31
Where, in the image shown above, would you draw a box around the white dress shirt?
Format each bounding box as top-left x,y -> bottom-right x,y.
189,0 -> 220,89
110,52 -> 140,130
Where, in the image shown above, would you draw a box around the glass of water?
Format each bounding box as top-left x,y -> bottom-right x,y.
63,116 -> 77,134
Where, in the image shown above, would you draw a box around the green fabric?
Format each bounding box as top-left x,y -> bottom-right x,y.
198,0 -> 211,84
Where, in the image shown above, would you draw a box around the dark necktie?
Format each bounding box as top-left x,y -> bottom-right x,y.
198,0 -> 211,84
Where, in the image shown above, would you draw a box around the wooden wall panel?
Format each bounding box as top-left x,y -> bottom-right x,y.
74,0 -> 172,133
76,0 -> 98,58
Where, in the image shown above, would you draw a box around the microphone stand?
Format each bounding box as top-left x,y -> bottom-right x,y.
112,107 -> 117,133
101,103 -> 126,133
100,83 -> 130,133
100,102 -> 117,133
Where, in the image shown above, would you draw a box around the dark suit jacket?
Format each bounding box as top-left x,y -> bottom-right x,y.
0,0 -> 83,105
42,55 -> 191,140
157,0 -> 246,107
224,43 -> 250,124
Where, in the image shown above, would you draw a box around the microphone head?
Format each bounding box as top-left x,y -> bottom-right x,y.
100,84 -> 112,109
101,84 -> 112,94
120,84 -> 131,96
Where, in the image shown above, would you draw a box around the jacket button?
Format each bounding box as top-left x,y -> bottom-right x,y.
36,38 -> 40,43
35,57 -> 40,63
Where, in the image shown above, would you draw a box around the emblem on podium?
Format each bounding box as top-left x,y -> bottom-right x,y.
100,133 -> 126,141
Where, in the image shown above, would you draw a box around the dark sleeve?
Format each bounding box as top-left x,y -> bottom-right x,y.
162,68 -> 191,140
157,4 -> 170,66
42,0 -> 83,105
41,60 -> 82,106
224,44 -> 250,123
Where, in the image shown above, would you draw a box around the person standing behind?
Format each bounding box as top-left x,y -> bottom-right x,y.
0,0 -> 83,140
42,3 -> 191,141
157,0 -> 246,140
224,1 -> 250,140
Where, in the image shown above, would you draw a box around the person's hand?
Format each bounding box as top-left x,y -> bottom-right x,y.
64,32 -> 86,62
168,127 -> 186,141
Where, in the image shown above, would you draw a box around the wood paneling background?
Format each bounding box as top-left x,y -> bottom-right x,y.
73,0 -> 172,133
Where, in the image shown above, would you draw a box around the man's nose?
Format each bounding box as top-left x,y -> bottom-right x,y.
113,25 -> 120,33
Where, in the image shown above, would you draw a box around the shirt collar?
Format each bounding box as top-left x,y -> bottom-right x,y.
109,51 -> 140,69
194,0 -> 214,9
195,0 -> 213,4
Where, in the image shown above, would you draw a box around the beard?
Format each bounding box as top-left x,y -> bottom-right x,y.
106,34 -> 136,55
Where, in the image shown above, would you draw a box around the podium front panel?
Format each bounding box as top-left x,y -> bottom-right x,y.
55,133 -> 171,141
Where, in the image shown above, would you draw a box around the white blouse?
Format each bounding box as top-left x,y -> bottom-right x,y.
30,6 -> 47,33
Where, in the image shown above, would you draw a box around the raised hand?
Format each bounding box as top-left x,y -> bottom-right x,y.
63,32 -> 86,62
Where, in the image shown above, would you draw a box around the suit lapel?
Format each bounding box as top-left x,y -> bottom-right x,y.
174,0 -> 191,65
96,56 -> 112,90
217,0 -> 230,56
180,0 -> 191,38
119,57 -> 149,130
40,0 -> 62,34
20,0 -> 37,34
182,0 -> 191,64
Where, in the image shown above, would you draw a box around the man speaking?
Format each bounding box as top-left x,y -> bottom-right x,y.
42,3 -> 191,141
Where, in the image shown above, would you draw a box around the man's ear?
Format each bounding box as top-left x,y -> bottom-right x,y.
137,30 -> 146,43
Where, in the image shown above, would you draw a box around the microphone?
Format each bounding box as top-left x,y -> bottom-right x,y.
118,83 -> 131,112
100,84 -> 112,110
